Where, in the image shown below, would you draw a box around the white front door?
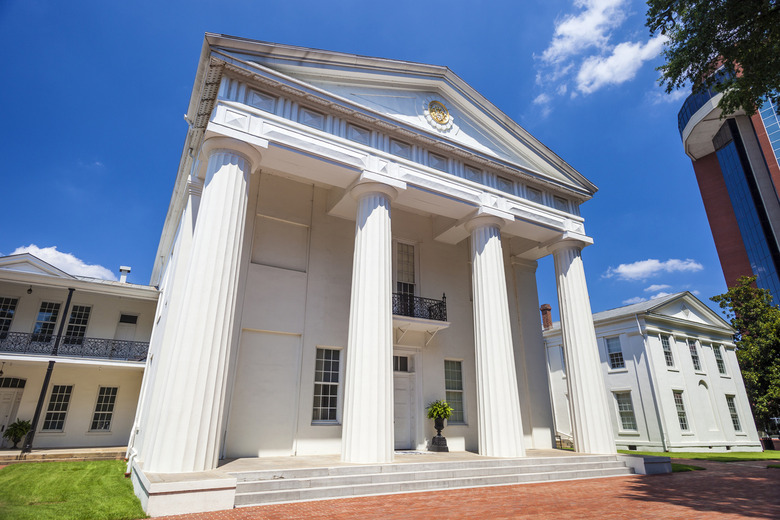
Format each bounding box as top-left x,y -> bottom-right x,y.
0,388 -> 23,448
393,372 -> 413,449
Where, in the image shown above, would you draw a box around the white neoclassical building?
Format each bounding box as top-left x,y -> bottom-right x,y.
127,34 -> 617,513
545,292 -> 761,453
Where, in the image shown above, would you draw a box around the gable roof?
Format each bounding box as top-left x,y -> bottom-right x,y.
0,253 -> 76,279
546,292 -> 733,333
197,34 -> 597,197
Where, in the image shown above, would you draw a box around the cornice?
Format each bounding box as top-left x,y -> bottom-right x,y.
213,54 -> 593,202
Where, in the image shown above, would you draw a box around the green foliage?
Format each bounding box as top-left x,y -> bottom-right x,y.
2,419 -> 31,446
0,460 -> 146,520
768,463 -> 780,468
671,463 -> 706,472
426,400 -> 454,420
711,276 -> 780,432
619,449 -> 780,461
646,0 -> 780,115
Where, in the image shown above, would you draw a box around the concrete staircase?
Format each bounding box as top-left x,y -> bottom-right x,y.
230,454 -> 633,507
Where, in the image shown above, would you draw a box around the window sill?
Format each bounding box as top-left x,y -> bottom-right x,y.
608,368 -> 629,374
85,430 -> 114,435
617,431 -> 641,436
311,421 -> 340,426
694,371 -> 707,376
681,432 -> 695,436
719,374 -> 731,379
666,367 -> 680,372
446,422 -> 467,427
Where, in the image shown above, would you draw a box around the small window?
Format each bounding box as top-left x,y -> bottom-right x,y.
346,124 -> 370,145
393,355 -> 409,372
312,348 -> 340,422
661,335 -> 675,367
32,302 -> 61,343
428,153 -> 448,171
713,345 -> 727,375
390,139 -> 412,159
42,385 -> 73,431
606,337 -> 625,369
673,391 -> 689,431
0,297 -> 18,339
463,165 -> 482,183
299,107 -> 325,130
444,360 -> 464,424
0,377 -> 26,389
725,395 -> 742,432
91,387 -> 118,431
614,392 -> 637,431
65,305 -> 91,345
119,314 -> 138,325
553,196 -> 569,212
496,176 -> 515,194
688,339 -> 702,371
526,187 -> 543,204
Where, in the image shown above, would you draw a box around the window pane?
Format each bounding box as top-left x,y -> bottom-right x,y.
661,335 -> 674,367
674,391 -> 689,431
714,345 -> 727,374
91,386 -> 118,431
614,392 -> 637,430
43,385 -> 73,431
688,339 -> 702,371
65,305 -> 91,345
32,302 -> 60,342
726,395 -> 742,431
312,348 -> 340,422
606,337 -> 625,369
444,360 -> 464,423
0,297 -> 18,338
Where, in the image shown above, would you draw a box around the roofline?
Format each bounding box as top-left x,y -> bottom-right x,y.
0,267 -> 159,301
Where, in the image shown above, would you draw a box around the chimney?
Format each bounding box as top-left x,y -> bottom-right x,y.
119,266 -> 131,283
540,304 -> 552,330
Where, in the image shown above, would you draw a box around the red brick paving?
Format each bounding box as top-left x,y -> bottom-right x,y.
160,459 -> 780,520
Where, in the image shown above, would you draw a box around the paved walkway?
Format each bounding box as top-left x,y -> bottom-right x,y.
160,458 -> 780,519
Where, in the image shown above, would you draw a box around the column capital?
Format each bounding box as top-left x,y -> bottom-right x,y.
349,180 -> 400,202
199,137 -> 263,174
546,232 -> 594,254
464,214 -> 506,233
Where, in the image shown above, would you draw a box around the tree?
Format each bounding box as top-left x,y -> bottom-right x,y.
711,276 -> 780,433
646,0 -> 780,115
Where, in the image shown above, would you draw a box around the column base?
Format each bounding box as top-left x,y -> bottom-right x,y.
130,461 -> 236,517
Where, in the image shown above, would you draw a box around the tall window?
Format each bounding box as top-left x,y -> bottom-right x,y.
673,391 -> 689,431
32,302 -> 61,342
661,335 -> 675,367
312,348 -> 340,422
91,387 -> 118,431
396,243 -> 416,316
606,337 -> 625,369
726,395 -> 742,432
687,339 -> 702,371
444,360 -> 464,423
0,297 -> 18,339
42,385 -> 73,431
614,392 -> 637,431
713,345 -> 727,375
65,305 -> 91,345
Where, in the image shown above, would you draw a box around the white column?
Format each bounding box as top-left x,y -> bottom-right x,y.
143,138 -> 261,473
467,215 -> 525,458
341,182 -> 397,463
550,239 -> 615,454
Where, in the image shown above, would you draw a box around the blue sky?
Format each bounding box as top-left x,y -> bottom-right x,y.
0,0 -> 727,320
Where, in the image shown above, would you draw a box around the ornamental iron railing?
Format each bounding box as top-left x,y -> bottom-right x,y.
0,331 -> 149,362
392,293 -> 447,322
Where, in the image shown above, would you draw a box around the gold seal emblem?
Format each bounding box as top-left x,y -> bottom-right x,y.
428,100 -> 449,125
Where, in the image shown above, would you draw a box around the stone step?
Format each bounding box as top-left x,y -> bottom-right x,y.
235,460 -> 628,493
0,448 -> 126,464
234,465 -> 633,506
229,454 -> 620,482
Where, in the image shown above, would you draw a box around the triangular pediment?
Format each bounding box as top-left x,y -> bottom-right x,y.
205,34 -> 596,196
0,253 -> 75,279
646,293 -> 731,330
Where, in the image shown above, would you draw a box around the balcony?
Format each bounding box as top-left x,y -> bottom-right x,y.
392,293 -> 450,342
0,332 -> 149,362
392,293 -> 447,322
677,68 -> 734,135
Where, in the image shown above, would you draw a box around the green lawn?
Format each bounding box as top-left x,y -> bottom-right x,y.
618,449 -> 780,462
671,462 -> 706,472
0,460 -> 146,520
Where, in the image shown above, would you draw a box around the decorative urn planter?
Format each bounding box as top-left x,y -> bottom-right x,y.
426,400 -> 452,453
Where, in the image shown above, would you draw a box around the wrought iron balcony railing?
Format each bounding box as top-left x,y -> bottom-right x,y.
0,331 -> 149,362
392,293 -> 447,322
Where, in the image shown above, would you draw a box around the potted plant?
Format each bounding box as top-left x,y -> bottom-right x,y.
426,400 -> 453,452
2,419 -> 31,449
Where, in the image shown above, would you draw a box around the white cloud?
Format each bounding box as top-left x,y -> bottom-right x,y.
541,0 -> 628,65
650,291 -> 672,299
10,244 -> 117,280
604,258 -> 704,281
623,296 -> 647,305
575,35 -> 668,94
533,93 -> 553,117
649,88 -> 687,104
644,284 -> 671,292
